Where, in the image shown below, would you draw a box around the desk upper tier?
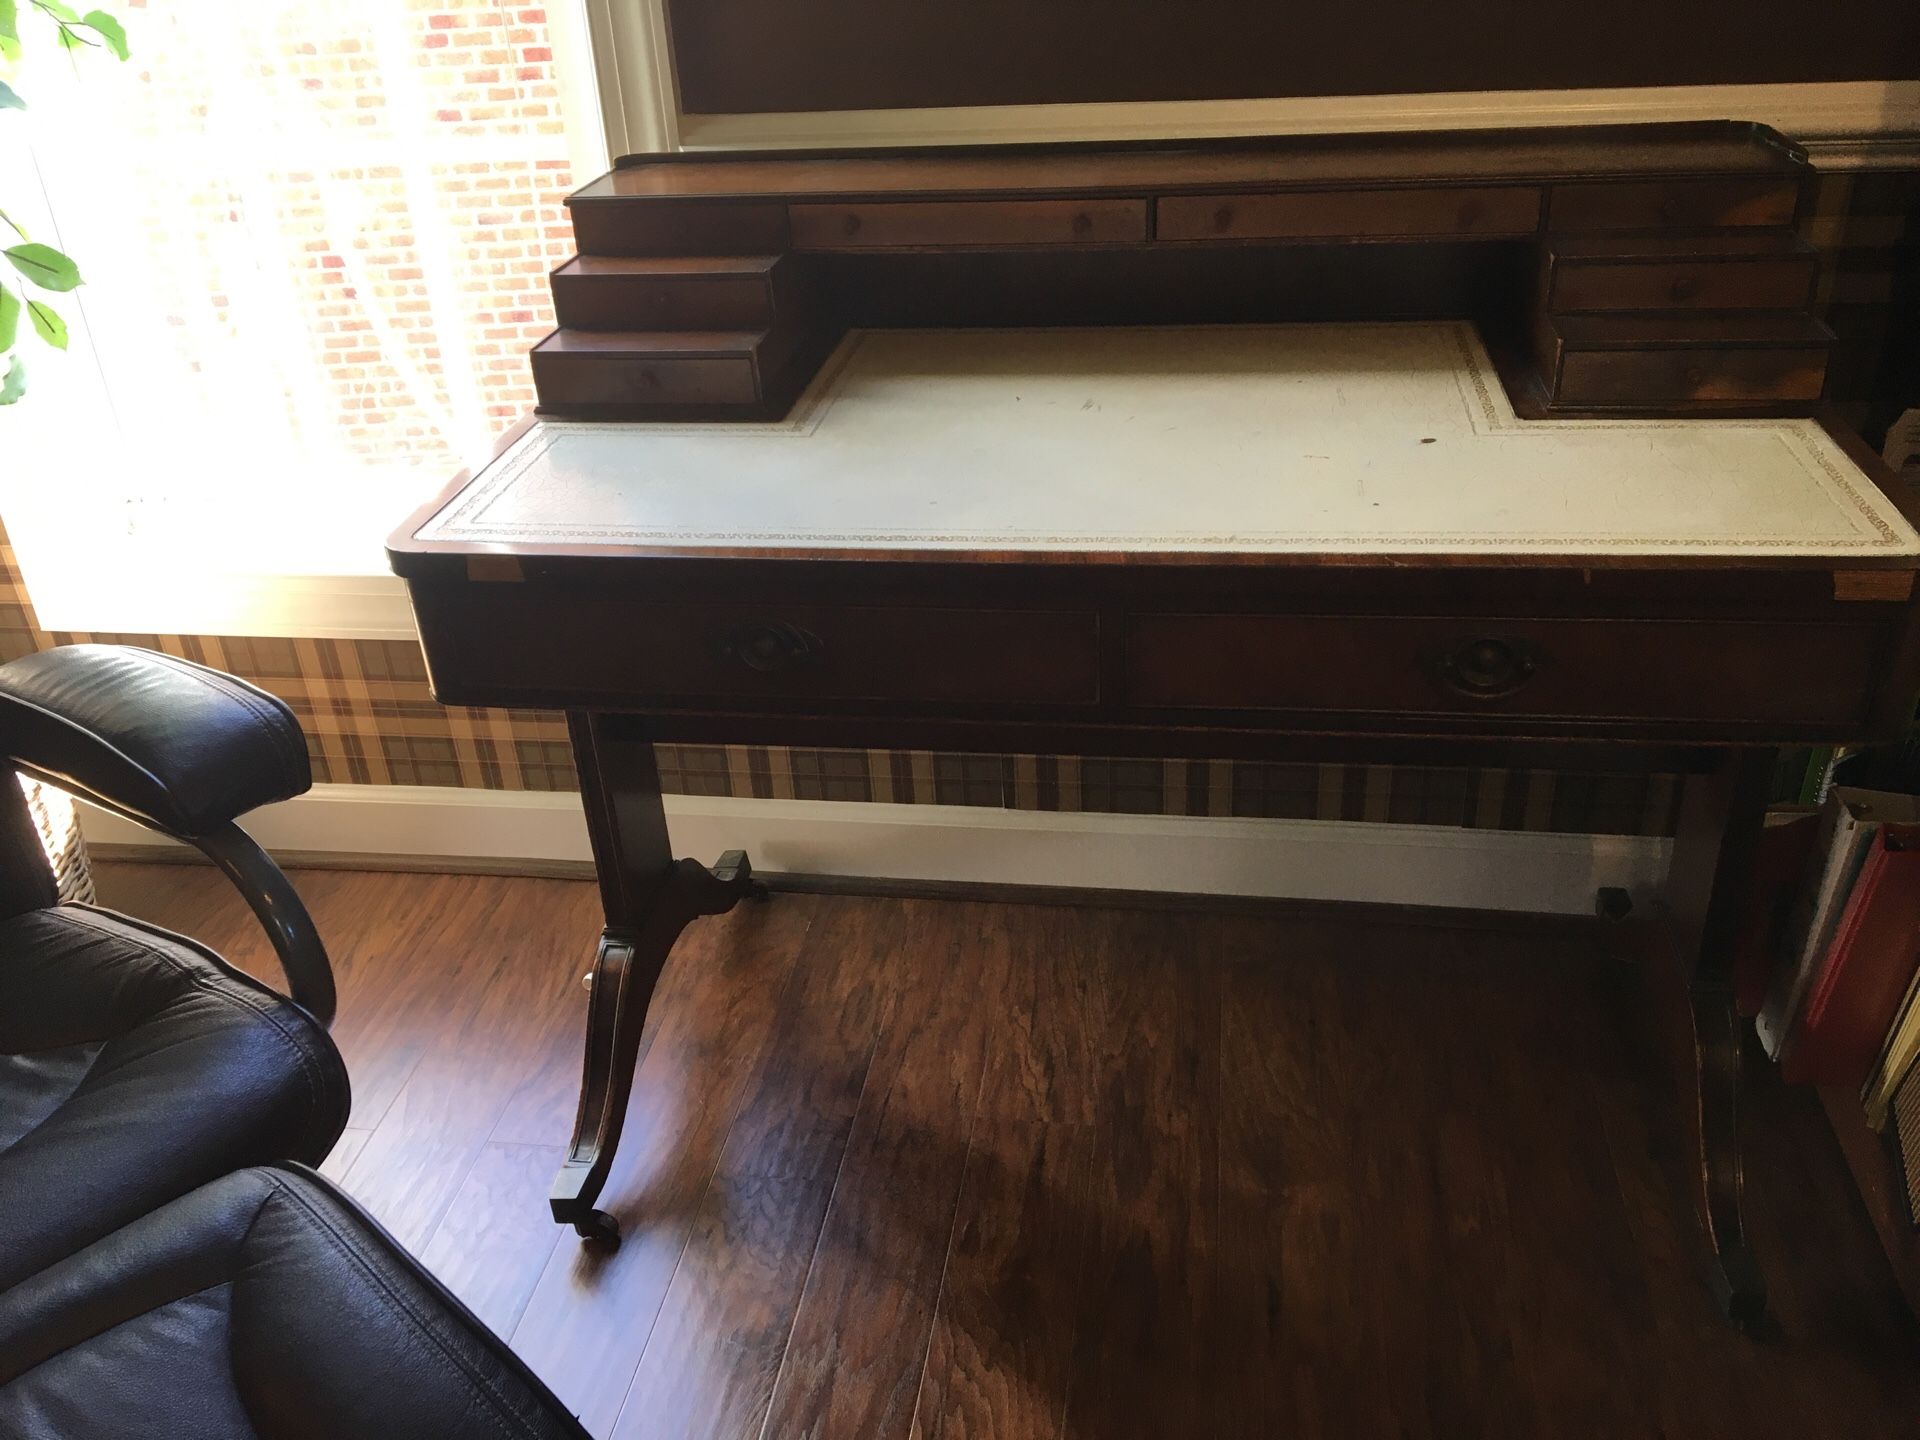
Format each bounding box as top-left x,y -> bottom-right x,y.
389,322 -> 1920,751
534,121 -> 1832,422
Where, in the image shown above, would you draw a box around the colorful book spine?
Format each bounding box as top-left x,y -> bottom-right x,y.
1783,824 -> 1920,1088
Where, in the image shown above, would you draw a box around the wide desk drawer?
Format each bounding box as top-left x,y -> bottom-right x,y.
423,594 -> 1100,708
1127,614 -> 1885,726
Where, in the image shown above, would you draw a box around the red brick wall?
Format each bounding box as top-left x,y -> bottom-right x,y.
120,0 -> 578,461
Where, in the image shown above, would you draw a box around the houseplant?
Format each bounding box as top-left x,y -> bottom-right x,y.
0,0 -> 127,405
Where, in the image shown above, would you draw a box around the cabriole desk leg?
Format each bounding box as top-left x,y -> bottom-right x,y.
548,711 -> 766,1247
1666,748 -> 1775,1333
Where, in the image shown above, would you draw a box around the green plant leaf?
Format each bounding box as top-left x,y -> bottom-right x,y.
0,80 -> 23,110
5,242 -> 80,291
0,0 -> 17,44
35,0 -> 79,22
27,298 -> 63,348
0,354 -> 25,405
80,8 -> 123,57
0,286 -> 17,351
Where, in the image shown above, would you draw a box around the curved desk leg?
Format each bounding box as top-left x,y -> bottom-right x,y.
548,712 -> 766,1246
1667,749 -> 1774,1333
1691,977 -> 1764,1331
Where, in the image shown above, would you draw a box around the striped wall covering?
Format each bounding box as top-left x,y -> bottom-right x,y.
2,167 -> 1911,840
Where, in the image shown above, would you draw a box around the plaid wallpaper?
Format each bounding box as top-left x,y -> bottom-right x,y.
0,168 -> 1910,841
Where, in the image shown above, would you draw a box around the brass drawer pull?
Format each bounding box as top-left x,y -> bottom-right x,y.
1434,636 -> 1539,698
721,621 -> 821,673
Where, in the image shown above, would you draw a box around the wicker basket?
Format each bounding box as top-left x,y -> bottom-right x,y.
22,776 -> 94,904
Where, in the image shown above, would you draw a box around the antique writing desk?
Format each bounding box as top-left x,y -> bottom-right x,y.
388,125 -> 1920,1332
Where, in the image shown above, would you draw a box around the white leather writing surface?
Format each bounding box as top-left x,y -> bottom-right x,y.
417,323 -> 1920,558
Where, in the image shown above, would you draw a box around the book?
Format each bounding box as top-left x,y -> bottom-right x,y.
1755,789 -> 1899,1058
1782,823 -> 1920,1087
1734,811 -> 1819,1018
1865,971 -> 1920,1130
1893,1061 -> 1920,1226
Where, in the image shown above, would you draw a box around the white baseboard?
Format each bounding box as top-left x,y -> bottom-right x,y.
77,783 -> 1670,917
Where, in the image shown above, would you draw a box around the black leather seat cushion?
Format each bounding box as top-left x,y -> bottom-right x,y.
0,905 -> 348,1291
0,1165 -> 589,1439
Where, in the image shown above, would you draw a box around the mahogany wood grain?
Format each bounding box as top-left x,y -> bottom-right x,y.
530,330 -> 774,408
1547,177 -> 1801,231
338,874 -> 600,1250
790,198 -> 1147,249
420,592 -> 1103,709
759,901 -> 1012,1440
550,255 -> 791,331
907,1120 -> 1098,1440
418,1142 -> 569,1336
91,865 -> 1920,1439
1156,186 -> 1541,242
1549,255 -> 1817,313
607,898 -> 906,1440
1066,913 -> 1221,1440
544,125 -> 1830,419
511,894 -> 816,1436
581,125 -> 1804,203
568,200 -> 789,258
1547,312 -> 1834,349
1125,614 -> 1887,727
1556,347 -> 1829,408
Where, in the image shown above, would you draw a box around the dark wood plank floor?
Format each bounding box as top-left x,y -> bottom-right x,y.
94,861 -> 1920,1440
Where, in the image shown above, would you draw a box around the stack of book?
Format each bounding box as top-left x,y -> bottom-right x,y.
1754,787 -> 1920,1225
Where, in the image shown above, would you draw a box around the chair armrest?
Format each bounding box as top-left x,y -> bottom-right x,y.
0,645 -> 335,1026
0,644 -> 310,837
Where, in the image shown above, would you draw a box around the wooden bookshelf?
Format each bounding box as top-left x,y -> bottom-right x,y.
1818,1086 -> 1920,1313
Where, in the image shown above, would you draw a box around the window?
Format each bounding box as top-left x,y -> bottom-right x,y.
1,0 -> 607,636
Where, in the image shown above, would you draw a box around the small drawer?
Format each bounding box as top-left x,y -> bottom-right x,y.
551,256 -> 787,332
1126,614 -> 1881,728
529,351 -> 762,408
789,199 -> 1147,249
1550,256 -> 1815,312
1555,347 -> 1826,407
1156,186 -> 1542,241
428,593 -> 1101,708
568,200 -> 791,257
1549,178 -> 1799,231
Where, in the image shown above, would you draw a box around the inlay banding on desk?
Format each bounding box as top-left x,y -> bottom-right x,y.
422,323 -> 1918,558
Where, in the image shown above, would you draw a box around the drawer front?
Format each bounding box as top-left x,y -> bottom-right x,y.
433,595 -> 1101,708
1127,615 -> 1882,727
1156,186 -> 1541,241
529,352 -> 762,408
1549,178 -> 1798,231
551,272 -> 773,331
789,199 -> 1147,249
1551,257 -> 1814,312
1556,348 -> 1826,406
569,201 -> 791,257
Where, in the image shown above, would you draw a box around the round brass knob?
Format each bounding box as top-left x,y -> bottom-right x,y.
721,621 -> 821,673
1436,636 -> 1538,698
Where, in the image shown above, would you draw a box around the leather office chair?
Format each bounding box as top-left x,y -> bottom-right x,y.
0,645 -> 349,1290
0,1163 -> 592,1439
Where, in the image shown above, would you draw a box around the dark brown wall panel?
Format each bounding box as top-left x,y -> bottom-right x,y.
665,1 -> 1917,116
